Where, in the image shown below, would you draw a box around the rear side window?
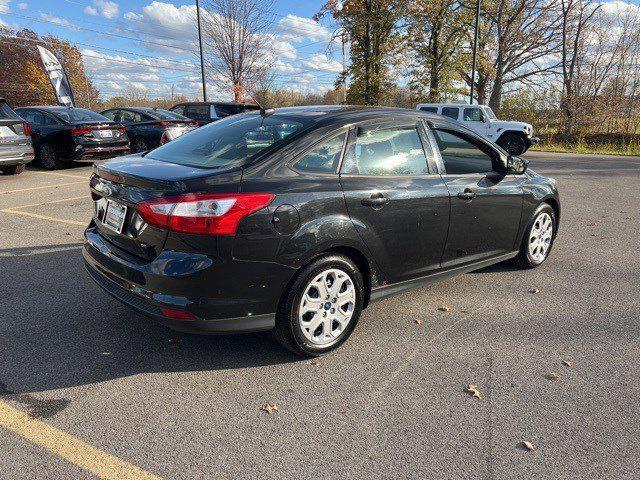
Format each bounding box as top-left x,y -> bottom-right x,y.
341,126 -> 428,176
294,133 -> 346,174
433,129 -> 495,174
146,114 -> 309,169
54,108 -> 108,123
0,102 -> 20,119
43,114 -> 60,126
120,110 -> 144,123
441,107 -> 459,120
419,106 -> 437,113
214,104 -> 237,118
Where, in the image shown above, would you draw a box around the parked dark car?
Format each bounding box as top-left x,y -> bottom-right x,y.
100,107 -> 198,153
83,106 -> 560,356
0,98 -> 34,175
169,101 -> 260,126
14,106 -> 130,170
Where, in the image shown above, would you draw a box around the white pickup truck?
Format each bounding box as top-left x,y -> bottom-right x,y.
416,103 -> 538,155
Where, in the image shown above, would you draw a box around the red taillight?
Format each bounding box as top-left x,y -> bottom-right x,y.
22,123 -> 31,136
136,192 -> 275,235
72,126 -> 93,136
161,307 -> 195,320
116,125 -> 125,133
160,132 -> 168,145
191,120 -> 199,127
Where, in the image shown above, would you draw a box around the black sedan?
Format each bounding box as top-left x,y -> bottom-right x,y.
83,106 -> 560,356
100,107 -> 198,153
15,106 -> 130,170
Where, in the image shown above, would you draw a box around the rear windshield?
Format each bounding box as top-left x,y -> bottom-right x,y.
50,108 -> 110,123
147,114 -> 310,169
0,101 -> 20,119
149,108 -> 190,121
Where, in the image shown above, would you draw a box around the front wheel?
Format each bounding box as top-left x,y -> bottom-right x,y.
133,138 -> 149,153
498,133 -> 527,156
273,254 -> 364,356
513,203 -> 556,269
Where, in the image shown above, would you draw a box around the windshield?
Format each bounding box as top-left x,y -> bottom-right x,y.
483,107 -> 497,120
146,113 -> 311,169
53,108 -> 110,123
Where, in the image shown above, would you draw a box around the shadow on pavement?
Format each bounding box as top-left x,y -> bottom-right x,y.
0,244 -> 300,395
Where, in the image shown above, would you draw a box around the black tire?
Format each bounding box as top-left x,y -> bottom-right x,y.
1,164 -> 25,175
39,144 -> 63,170
133,138 -> 148,153
512,203 -> 556,269
273,254 -> 365,356
498,133 -> 527,156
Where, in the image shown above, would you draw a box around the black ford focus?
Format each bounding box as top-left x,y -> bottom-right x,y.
83,106 -> 560,356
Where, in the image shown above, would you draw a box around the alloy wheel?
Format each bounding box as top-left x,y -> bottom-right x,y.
298,268 -> 356,346
528,212 -> 553,264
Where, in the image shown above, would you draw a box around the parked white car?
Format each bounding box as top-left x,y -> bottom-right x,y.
416,103 -> 538,155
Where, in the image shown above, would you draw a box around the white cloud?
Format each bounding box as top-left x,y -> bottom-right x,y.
300,53 -> 343,73
272,39 -> 297,60
40,12 -> 77,29
84,5 -> 98,16
277,15 -> 332,44
93,0 -> 119,19
0,0 -> 9,14
124,11 -> 142,20
17,2 -> 27,10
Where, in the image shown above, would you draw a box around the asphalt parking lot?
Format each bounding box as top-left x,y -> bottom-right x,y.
0,151 -> 639,480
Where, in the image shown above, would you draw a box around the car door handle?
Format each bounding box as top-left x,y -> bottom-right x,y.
457,189 -> 476,200
361,193 -> 389,208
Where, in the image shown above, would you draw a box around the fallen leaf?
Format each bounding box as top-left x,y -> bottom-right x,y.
626,216 -> 632,220
414,318 -> 423,325
529,288 -> 541,294
437,305 -> 451,312
168,337 -> 182,344
521,441 -> 535,452
100,352 -> 111,356
64,232 -> 71,236
465,384 -> 481,399
591,233 -> 597,237
261,403 -> 278,414
547,371 -> 559,381
460,310 -> 471,314
563,358 -> 573,367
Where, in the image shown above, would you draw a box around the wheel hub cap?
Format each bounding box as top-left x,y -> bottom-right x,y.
298,268 -> 356,346
528,212 -> 553,264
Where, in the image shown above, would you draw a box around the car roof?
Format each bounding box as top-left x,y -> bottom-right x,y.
417,103 -> 488,108
173,101 -> 259,107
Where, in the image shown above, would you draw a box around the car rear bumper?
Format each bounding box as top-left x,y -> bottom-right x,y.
0,151 -> 34,166
82,224 -> 289,334
72,145 -> 131,160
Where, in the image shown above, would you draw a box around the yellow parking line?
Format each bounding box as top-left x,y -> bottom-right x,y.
38,171 -> 89,180
0,400 -> 161,480
1,209 -> 87,226
7,195 -> 89,210
0,181 -> 86,195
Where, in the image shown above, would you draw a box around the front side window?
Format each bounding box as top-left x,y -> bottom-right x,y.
341,126 -> 428,176
483,107 -> 497,120
146,114 -> 309,169
463,108 -> 484,122
433,129 -> 495,174
441,107 -> 460,120
294,133 -> 345,174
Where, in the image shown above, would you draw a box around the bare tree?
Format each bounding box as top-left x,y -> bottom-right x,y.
201,0 -> 275,102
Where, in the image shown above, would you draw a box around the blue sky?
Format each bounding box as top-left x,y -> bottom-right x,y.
0,0 -> 343,100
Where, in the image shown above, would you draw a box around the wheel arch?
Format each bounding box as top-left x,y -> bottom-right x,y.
496,129 -> 527,144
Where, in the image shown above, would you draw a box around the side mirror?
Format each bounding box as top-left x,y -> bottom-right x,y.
507,155 -> 528,175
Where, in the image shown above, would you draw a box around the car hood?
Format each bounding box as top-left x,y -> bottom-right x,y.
492,120 -> 533,132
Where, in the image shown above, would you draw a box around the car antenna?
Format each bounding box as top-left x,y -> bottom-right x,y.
245,92 -> 274,118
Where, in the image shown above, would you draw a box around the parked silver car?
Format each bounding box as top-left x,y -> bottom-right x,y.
0,98 -> 34,175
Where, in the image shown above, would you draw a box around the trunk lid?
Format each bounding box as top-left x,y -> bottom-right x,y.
73,121 -> 128,145
90,154 -> 242,261
0,119 -> 31,158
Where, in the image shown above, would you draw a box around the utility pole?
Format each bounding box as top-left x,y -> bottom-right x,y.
195,0 -> 207,101
469,0 -> 481,105
341,30 -> 347,104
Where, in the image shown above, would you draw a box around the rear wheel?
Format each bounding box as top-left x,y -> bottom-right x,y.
39,144 -> 63,170
273,254 -> 364,356
1,164 -> 25,175
513,203 -> 556,269
498,133 -> 527,156
133,138 -> 149,153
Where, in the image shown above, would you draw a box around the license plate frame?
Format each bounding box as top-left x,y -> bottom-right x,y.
96,129 -> 114,138
102,200 -> 127,234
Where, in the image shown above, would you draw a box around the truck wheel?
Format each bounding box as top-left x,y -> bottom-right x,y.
498,133 -> 527,156
1,164 -> 25,175
133,138 -> 149,153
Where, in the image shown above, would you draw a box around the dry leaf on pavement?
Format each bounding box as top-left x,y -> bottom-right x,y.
414,319 -> 423,325
261,403 -> 278,414
437,305 -> 451,312
529,288 -> 541,294
547,371 -> 559,381
563,359 -> 573,367
465,384 -> 481,399
521,441 -> 535,452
